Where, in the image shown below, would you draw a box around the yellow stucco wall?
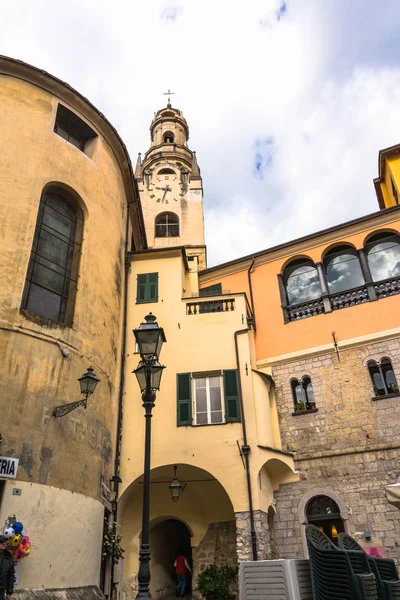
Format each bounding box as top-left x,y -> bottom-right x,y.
119,250 -> 296,593
0,62 -> 144,591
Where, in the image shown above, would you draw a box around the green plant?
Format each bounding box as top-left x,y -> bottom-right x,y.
196,564 -> 237,600
294,401 -> 305,411
102,518 -> 124,565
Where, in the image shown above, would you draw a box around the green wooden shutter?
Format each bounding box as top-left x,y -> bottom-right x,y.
223,369 -> 241,422
177,373 -> 192,426
137,274 -> 147,303
148,273 -> 159,302
136,273 -> 158,303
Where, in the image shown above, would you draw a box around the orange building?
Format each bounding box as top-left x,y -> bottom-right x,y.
198,146 -> 400,560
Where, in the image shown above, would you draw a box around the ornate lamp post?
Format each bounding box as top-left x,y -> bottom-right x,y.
133,313 -> 166,600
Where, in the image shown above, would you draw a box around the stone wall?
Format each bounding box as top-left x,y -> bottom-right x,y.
273,449 -> 400,563
272,338 -> 400,457
192,521 -> 237,599
235,511 -> 272,561
270,337 -> 400,564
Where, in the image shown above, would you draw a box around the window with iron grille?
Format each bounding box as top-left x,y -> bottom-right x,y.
194,375 -> 223,425
176,371 -> 240,426
54,104 -> 97,153
21,189 -> 83,324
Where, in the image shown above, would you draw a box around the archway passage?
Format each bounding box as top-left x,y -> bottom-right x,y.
306,495 -> 345,545
149,519 -> 192,598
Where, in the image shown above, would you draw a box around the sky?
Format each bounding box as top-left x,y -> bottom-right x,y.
1,0 -> 400,266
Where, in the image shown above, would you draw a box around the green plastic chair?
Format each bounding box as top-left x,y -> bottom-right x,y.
338,533 -> 400,600
306,524 -> 379,599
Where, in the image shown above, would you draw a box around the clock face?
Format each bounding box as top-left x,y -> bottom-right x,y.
149,171 -> 184,204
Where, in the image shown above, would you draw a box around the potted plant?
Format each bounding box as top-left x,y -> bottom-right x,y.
294,400 -> 305,412
196,564 -> 237,600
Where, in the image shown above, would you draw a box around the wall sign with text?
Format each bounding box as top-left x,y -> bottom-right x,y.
0,457 -> 19,479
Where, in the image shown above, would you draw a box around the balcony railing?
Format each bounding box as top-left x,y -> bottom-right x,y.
186,298 -> 235,315
287,299 -> 324,321
374,275 -> 400,299
330,285 -> 369,310
286,276 -> 400,323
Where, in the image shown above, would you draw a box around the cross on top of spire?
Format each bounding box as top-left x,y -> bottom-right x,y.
163,89 -> 175,106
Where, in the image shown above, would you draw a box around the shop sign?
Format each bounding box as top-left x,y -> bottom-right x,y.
101,478 -> 112,510
0,457 -> 19,479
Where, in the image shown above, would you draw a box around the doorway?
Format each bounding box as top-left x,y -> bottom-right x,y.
306,495 -> 345,545
149,518 -> 192,599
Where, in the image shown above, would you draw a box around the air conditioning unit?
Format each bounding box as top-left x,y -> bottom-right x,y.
239,558 -> 312,600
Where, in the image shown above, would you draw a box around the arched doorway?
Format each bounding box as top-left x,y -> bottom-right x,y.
149,518 -> 192,598
306,495 -> 345,545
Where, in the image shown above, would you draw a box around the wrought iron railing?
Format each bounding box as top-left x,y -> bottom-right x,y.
330,286 -> 369,310
374,275 -> 400,299
186,298 -> 235,315
287,299 -> 324,322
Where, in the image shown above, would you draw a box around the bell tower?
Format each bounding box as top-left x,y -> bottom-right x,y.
136,100 -> 206,269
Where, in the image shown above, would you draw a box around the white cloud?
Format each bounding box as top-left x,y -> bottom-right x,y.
1,0 -> 400,266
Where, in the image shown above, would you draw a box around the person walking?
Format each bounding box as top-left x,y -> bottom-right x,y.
174,552 -> 191,597
0,535 -> 14,600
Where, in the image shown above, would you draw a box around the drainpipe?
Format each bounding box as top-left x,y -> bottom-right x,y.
247,258 -> 256,331
234,328 -> 258,561
109,200 -> 132,599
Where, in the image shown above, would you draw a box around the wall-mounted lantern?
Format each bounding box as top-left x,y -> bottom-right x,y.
53,366 -> 100,418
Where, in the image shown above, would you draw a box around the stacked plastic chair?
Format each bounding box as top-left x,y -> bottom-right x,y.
338,533 -> 400,600
306,524 -> 379,599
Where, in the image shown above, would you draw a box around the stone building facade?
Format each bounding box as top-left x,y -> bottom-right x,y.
271,335 -> 400,562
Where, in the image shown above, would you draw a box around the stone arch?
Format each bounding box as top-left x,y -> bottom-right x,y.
363,227 -> 400,246
321,240 -> 358,261
298,488 -> 350,557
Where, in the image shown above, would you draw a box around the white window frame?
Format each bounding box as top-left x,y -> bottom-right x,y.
193,375 -> 224,426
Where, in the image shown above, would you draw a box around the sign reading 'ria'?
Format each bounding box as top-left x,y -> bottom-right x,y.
0,457 -> 19,478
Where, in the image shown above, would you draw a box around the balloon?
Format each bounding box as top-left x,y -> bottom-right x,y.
3,527 -> 14,539
22,536 -> 30,545
12,522 -> 23,534
10,534 -> 22,548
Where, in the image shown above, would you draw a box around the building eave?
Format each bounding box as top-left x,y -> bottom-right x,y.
200,205 -> 400,280
0,54 -> 148,249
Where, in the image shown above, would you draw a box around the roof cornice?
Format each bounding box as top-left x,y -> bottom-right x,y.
200,206 -> 400,280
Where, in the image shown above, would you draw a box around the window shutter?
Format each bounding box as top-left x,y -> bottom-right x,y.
223,370 -> 241,422
200,283 -> 222,297
177,373 -> 192,426
136,273 -> 158,303
148,273 -> 159,302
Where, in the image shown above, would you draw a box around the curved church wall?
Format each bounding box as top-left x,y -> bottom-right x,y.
0,61 -> 141,590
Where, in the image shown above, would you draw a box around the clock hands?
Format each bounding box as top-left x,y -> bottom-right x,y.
154,185 -> 171,202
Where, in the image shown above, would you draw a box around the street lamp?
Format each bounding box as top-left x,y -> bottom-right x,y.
53,366 -> 100,418
133,313 -> 166,600
169,465 -> 183,502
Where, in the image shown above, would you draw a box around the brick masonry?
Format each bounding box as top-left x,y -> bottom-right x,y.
271,336 -> 400,563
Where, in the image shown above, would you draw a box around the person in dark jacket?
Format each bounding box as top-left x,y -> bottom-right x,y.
0,535 -> 14,600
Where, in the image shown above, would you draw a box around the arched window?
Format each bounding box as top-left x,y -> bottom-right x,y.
21,188 -> 83,324
368,358 -> 399,397
306,495 -> 345,545
283,258 -> 322,305
323,245 -> 364,294
291,376 -> 316,412
158,168 -> 175,175
155,213 -> 179,238
163,132 -> 174,143
365,232 -> 400,282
